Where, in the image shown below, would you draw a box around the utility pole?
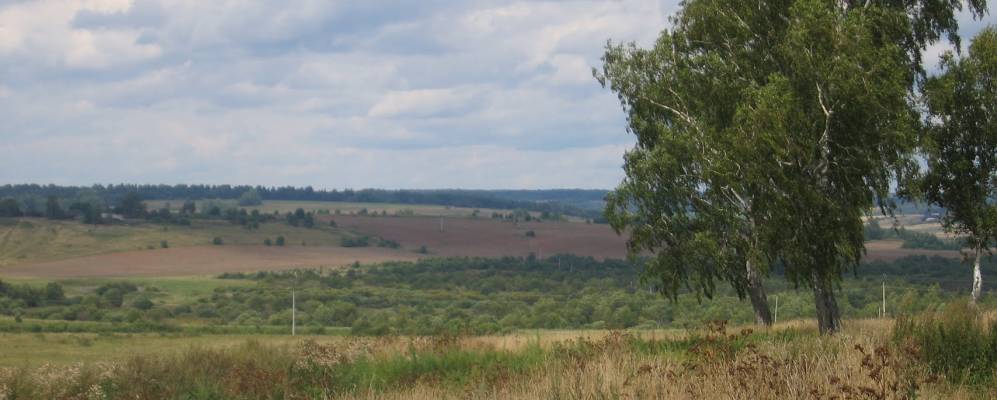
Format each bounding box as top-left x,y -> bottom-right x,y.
774,295 -> 779,325
881,277 -> 886,319
292,271 -> 297,336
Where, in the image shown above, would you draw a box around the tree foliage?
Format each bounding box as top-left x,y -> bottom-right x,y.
921,26 -> 997,302
598,0 -> 985,334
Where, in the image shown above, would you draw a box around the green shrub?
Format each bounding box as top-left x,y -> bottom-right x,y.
132,297 -> 154,311
341,236 -> 370,247
211,237 -> 223,245
275,236 -> 285,246
893,302 -> 997,385
160,240 -> 169,249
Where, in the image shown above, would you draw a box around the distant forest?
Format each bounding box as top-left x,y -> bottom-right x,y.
0,184 -> 607,219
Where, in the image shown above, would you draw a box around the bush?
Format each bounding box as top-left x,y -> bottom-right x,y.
341,236 -> 370,247
212,237 -> 223,245
276,236 -> 285,246
132,297 -> 154,311
893,302 -> 997,385
160,240 -> 169,249
264,238 -> 272,246
525,230 -> 536,237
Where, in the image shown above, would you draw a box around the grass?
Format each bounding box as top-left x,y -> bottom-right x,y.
893,302 -> 997,385
2,319 -> 993,399
0,218 -> 348,266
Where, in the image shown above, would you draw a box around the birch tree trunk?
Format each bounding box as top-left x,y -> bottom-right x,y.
745,260 -> 773,326
812,271 -> 842,334
971,247 -> 983,304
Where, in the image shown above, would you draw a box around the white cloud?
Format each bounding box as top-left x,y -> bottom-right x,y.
33,1 -> 996,189
368,88 -> 477,118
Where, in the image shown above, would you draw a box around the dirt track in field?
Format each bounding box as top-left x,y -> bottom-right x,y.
329,216 -> 629,259
0,245 -> 421,278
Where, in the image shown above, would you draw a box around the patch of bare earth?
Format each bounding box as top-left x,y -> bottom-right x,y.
0,245 -> 421,278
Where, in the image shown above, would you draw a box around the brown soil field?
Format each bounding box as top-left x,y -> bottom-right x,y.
1,219 -> 964,279
330,215 -> 629,259
862,239 -> 962,261
0,245 -> 421,278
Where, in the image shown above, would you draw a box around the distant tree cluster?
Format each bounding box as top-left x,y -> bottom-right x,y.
285,208 -> 315,228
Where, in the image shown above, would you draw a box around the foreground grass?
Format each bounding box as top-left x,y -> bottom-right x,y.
2,318 -> 994,399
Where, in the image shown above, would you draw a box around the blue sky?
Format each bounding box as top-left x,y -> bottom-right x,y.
0,1 -> 992,189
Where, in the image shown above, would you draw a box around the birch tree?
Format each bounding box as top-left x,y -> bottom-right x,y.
921,26 -> 997,304
599,0 -> 985,334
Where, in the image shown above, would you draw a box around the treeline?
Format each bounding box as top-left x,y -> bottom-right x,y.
0,190 -> 326,232
0,184 -> 603,219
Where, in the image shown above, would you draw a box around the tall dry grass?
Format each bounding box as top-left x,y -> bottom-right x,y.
1,319 -> 994,399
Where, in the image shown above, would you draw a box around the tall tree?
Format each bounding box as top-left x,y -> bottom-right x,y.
45,196 -> 65,220
0,198 -> 21,217
599,0 -> 985,334
118,192 -> 146,219
921,26 -> 997,304
238,188 -> 263,206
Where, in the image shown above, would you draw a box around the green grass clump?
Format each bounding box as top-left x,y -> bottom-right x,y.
326,343 -> 546,393
893,302 -> 997,385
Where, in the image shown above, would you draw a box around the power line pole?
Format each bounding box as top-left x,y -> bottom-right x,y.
292,271 -> 297,336
774,295 -> 779,325
882,277 -> 886,319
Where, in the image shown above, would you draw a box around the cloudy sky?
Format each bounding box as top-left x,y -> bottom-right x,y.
0,1 -> 993,190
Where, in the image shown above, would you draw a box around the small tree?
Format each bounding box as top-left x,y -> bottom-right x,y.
0,198 -> 21,217
921,27 -> 997,304
45,196 -> 65,220
44,282 -> 65,303
238,188 -> 263,206
118,192 -> 146,219
181,200 -> 197,215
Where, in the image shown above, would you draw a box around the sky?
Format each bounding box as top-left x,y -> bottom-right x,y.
0,0 -> 993,190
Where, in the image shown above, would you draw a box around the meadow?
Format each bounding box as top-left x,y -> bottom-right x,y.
1,313 -> 994,399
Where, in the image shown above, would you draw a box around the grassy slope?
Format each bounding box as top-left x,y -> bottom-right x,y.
0,218 -> 349,267
146,199 -> 512,218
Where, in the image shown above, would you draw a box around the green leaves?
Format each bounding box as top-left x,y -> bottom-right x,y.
921,26 -> 997,253
599,0 -> 985,322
